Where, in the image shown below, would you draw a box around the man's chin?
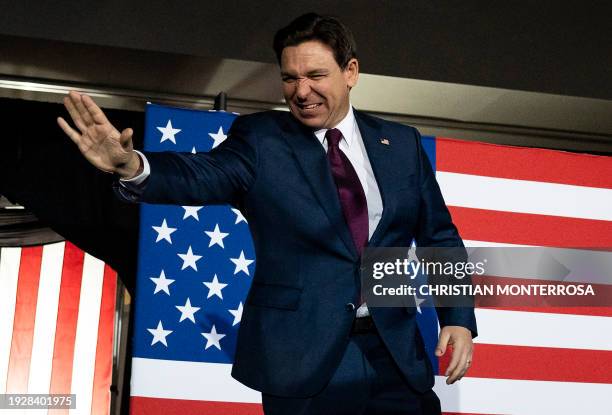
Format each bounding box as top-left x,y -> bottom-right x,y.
291,111 -> 325,129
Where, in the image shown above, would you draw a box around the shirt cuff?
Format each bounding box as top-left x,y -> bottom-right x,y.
119,150 -> 150,185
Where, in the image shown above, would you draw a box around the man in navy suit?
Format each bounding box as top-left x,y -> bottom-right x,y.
59,13 -> 476,415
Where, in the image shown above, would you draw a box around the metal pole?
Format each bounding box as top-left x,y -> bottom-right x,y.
214,91 -> 227,111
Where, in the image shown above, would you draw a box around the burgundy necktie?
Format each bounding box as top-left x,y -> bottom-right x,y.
325,128 -> 369,255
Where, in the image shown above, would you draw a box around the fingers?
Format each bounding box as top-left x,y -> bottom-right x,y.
435,329 -> 450,357
81,93 -> 111,125
63,91 -> 110,133
119,128 -> 134,150
445,345 -> 470,384
63,95 -> 88,133
57,117 -> 82,144
444,342 -> 461,380
70,91 -> 95,126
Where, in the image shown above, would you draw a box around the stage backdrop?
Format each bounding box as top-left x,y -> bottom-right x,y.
129,104 -> 612,415
0,241 -> 118,415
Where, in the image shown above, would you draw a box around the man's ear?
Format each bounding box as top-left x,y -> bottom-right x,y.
345,58 -> 359,88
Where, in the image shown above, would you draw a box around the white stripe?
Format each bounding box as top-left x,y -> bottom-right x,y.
437,171 -> 612,221
463,239 -> 531,247
463,243 -> 612,285
28,242 -> 66,414
0,247 -> 21,394
27,242 -> 65,394
131,358 -> 261,403
131,357 -> 612,413
69,254 -> 105,415
475,308 -> 612,351
434,375 -> 612,414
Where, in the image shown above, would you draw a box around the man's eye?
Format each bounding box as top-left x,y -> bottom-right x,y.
310,74 -> 324,79
282,77 -> 296,83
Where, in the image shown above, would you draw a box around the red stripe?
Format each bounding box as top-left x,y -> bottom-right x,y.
439,343 -> 612,384
436,137 -> 612,189
5,246 -> 43,393
130,396 -> 263,415
129,397 -> 491,415
49,242 -> 84,395
481,305 -> 612,317
471,275 -> 612,309
449,206 -> 612,248
90,265 -> 117,415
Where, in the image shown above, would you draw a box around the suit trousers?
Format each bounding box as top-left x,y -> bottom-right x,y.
261,327 -> 441,415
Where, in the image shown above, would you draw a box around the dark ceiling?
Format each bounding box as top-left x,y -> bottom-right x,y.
0,0 -> 611,100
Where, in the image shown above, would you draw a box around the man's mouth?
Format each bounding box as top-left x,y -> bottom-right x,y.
296,103 -> 322,111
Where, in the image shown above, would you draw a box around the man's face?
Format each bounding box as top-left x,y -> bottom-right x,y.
280,40 -> 359,129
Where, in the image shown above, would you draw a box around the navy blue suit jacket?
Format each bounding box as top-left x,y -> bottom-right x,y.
132,109 -> 477,397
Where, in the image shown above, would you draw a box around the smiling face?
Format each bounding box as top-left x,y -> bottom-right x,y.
280,40 -> 359,129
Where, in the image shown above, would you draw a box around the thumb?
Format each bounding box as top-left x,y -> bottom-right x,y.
119,128 -> 134,150
435,329 -> 450,356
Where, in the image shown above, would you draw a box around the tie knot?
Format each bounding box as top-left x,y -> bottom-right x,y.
325,128 -> 343,148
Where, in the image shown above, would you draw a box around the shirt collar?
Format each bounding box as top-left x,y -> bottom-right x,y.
314,106 -> 356,147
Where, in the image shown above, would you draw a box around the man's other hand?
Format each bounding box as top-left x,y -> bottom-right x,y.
435,325 -> 473,384
57,91 -> 141,179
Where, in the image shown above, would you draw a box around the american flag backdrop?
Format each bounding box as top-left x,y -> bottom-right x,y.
0,241 -> 118,414
129,103 -> 612,415
129,105 -> 261,414
426,137 -> 612,414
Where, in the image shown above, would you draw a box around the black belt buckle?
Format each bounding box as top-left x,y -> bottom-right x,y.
351,315 -> 375,334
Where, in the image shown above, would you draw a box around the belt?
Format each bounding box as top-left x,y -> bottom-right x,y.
351,315 -> 376,334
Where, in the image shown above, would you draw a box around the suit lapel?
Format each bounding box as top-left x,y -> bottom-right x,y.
354,110 -> 396,247
279,114 -> 359,259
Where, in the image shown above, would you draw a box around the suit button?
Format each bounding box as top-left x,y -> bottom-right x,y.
345,303 -> 356,312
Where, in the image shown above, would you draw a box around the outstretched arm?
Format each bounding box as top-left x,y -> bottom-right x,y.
57,91 -> 142,179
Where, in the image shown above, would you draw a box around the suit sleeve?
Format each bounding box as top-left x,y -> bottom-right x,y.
413,128 -> 478,338
126,115 -> 259,206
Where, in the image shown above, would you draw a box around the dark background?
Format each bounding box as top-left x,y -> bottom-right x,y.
0,98 -> 144,292
1,0 -> 611,99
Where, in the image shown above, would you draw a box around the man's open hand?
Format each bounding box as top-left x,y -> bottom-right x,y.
57,91 -> 140,179
435,325 -> 473,384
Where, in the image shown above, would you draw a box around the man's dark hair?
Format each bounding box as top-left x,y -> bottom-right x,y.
273,13 -> 357,69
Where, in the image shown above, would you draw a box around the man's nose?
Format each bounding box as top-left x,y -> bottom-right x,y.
295,78 -> 311,100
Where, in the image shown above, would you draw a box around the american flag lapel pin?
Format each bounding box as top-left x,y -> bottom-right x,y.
380,138 -> 390,145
